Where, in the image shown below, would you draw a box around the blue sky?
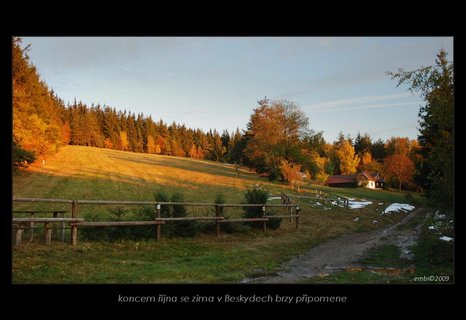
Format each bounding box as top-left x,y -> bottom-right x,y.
21,37 -> 453,142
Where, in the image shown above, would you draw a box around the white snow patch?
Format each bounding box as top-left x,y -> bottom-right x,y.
378,202 -> 384,206
348,200 -> 372,209
331,200 -> 343,207
439,236 -> 453,242
372,220 -> 379,224
352,217 -> 359,222
383,203 -> 415,214
434,213 -> 446,220
428,226 -> 436,230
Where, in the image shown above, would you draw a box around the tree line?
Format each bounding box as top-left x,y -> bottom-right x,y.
12,38 -> 453,212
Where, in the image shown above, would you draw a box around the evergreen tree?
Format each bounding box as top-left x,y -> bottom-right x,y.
372,138 -> 387,161
387,49 -> 453,211
354,132 -> 372,155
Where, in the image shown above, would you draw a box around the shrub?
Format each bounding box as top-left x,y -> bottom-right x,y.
243,186 -> 282,229
170,191 -> 199,237
266,215 -> 282,230
13,140 -> 36,169
80,206 -> 154,242
154,190 -> 175,236
154,190 -> 171,217
214,193 -> 225,215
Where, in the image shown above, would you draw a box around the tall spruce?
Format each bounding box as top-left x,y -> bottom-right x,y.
387,49 -> 453,212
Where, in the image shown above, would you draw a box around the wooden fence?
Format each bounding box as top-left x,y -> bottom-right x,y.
12,198 -> 300,246
273,191 -> 349,211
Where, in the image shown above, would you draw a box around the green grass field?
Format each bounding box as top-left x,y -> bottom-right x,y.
12,146 -> 421,283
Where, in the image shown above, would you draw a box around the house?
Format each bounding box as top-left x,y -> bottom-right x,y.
326,171 -> 384,189
358,171 -> 385,189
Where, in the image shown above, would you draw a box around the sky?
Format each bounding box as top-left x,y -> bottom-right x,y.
21,37 -> 453,142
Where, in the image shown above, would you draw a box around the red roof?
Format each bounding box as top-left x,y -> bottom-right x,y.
326,174 -> 357,184
360,171 -> 384,182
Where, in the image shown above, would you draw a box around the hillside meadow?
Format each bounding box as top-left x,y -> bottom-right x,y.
12,146 -> 416,283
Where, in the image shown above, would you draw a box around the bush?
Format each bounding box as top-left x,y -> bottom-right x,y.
171,191 -> 199,237
243,187 -> 269,220
13,140 -> 36,169
80,206 -> 156,242
214,193 -> 225,215
266,215 -> 283,230
243,186 -> 282,229
154,190 -> 175,236
211,193 -> 253,233
154,190 -> 170,217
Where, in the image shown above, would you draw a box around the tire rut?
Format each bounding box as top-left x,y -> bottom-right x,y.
243,208 -> 424,283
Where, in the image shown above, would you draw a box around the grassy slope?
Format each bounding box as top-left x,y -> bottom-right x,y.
13,146 -> 418,283
13,145 -> 281,203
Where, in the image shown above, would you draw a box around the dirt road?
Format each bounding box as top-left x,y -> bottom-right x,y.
244,208 -> 425,283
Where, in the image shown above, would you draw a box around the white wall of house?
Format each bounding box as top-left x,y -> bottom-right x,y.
365,181 -> 375,189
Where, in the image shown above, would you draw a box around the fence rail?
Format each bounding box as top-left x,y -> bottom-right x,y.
13,197 -> 300,246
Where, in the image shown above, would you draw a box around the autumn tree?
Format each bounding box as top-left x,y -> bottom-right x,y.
13,38 -> 64,160
385,137 -> 411,156
361,152 -> 372,166
387,49 -> 453,211
383,154 -> 415,192
120,131 -> 129,151
280,160 -> 303,191
244,98 -> 310,177
335,140 -> 360,174
146,135 -> 157,154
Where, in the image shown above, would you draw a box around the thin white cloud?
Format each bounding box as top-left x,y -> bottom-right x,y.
310,101 -> 420,113
368,123 -> 419,136
305,93 -> 411,111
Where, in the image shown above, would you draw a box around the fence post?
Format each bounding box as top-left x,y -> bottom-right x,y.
15,223 -> 24,246
53,211 -> 65,241
262,206 -> 267,232
281,194 -> 287,219
215,205 -> 221,237
45,222 -> 52,245
295,206 -> 300,229
71,200 -> 78,245
288,197 -> 292,223
156,204 -> 161,241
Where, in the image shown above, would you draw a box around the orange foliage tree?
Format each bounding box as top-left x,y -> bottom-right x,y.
383,154 -> 414,191
280,160 -> 303,191
335,140 -> 360,174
